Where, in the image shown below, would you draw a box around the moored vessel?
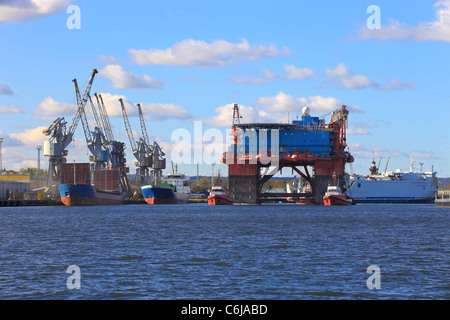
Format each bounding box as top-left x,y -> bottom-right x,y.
59,184 -> 125,206
208,185 -> 233,205
141,171 -> 191,204
323,185 -> 356,206
286,180 -> 314,205
435,185 -> 450,208
346,157 -> 437,203
58,163 -> 125,206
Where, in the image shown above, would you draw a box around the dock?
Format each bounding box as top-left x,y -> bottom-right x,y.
0,199 -> 63,207
435,185 -> 450,208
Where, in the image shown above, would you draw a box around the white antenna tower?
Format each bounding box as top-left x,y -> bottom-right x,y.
410,154 -> 415,172
0,138 -> 4,172
37,146 -> 42,175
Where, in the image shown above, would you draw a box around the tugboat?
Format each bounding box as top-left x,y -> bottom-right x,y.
207,172 -> 233,205
323,173 -> 356,206
323,185 -> 356,206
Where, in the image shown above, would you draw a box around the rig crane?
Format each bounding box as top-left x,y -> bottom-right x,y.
43,69 -> 98,187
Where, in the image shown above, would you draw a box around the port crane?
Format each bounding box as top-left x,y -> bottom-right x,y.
119,98 -> 153,185
72,78 -> 109,171
90,94 -> 131,196
43,69 -> 98,187
95,93 -> 114,143
136,103 -> 166,184
90,93 -> 127,169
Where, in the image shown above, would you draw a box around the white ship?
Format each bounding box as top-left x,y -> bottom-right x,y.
345,157 -> 437,203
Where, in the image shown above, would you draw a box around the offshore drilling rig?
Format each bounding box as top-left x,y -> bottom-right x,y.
221,104 -> 354,205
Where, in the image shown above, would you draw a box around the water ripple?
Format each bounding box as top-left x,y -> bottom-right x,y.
0,203 -> 448,299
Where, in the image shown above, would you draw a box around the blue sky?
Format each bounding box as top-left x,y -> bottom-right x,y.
0,0 -> 449,178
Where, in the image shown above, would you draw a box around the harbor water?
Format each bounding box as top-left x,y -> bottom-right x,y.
0,203 -> 448,300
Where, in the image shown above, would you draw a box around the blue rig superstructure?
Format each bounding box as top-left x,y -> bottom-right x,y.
222,104 -> 354,204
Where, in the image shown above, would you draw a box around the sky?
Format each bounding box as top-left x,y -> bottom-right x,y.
0,0 -> 449,178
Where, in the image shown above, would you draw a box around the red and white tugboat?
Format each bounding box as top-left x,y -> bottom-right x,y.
323,185 -> 356,206
207,172 -> 233,205
208,185 -> 234,205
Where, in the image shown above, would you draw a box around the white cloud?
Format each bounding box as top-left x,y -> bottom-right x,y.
94,92 -> 134,118
99,65 -> 163,89
355,0 -> 450,42
256,92 -> 309,113
347,119 -> 389,136
139,103 -> 191,121
324,63 -> 379,90
347,127 -> 370,135
0,126 -> 79,171
227,69 -> 280,84
284,65 -> 315,79
204,93 -> 364,127
34,96 -> 74,117
0,0 -> 73,23
0,81 -> 14,95
9,126 -> 48,147
227,63 -> 413,91
350,148 -> 438,164
383,78 -> 416,91
227,65 -> 315,85
0,105 -> 25,114
410,151 -> 440,160
347,143 -> 367,152
255,91 -> 363,115
129,38 -> 291,67
323,63 -> 416,91
0,129 -> 22,147
98,55 -> 127,65
203,103 -> 275,127
1,147 -> 40,170
97,92 -> 191,121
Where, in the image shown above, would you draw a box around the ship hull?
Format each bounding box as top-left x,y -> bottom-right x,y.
351,197 -> 434,204
141,184 -> 189,205
435,200 -> 450,208
323,195 -> 355,206
347,174 -> 437,204
207,194 -> 233,205
59,184 -> 124,206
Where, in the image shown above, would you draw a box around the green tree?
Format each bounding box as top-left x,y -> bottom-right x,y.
190,184 -> 206,193
199,177 -> 211,190
272,180 -> 286,190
